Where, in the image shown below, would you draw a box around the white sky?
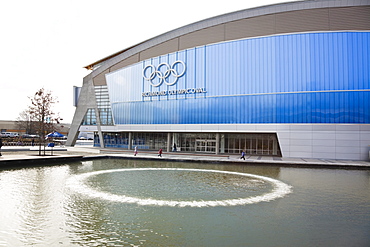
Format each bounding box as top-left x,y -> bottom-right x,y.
0,0 -> 297,123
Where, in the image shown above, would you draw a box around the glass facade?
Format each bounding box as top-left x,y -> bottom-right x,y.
95,86 -> 114,125
82,108 -> 96,125
106,32 -> 370,125
94,132 -> 168,150
95,132 -> 281,156
96,132 -> 130,148
178,133 -> 214,153
223,133 -> 280,156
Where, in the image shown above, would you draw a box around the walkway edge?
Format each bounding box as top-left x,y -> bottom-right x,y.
83,154 -> 370,170
0,155 -> 84,168
0,151 -> 369,170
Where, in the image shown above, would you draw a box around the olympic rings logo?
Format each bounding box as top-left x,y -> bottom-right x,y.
142,60 -> 186,87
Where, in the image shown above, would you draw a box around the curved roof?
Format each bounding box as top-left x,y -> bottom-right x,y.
84,0 -> 370,81
83,0 -> 301,70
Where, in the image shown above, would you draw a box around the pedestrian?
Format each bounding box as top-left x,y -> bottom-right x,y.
0,138 -> 2,157
240,150 -> 245,160
134,146 -> 138,156
173,143 -> 177,152
158,148 -> 163,157
31,138 -> 35,146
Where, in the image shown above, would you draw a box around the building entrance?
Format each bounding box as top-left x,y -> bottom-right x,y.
195,139 -> 216,153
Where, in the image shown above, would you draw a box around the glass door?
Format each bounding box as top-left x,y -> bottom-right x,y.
195,139 -> 216,153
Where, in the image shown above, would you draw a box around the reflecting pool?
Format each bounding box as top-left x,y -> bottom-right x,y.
0,159 -> 369,246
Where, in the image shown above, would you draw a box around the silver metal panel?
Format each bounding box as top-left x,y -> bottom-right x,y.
329,6 -> 370,30
93,69 -> 109,86
225,15 -> 276,40
140,38 -> 179,61
179,25 -> 225,50
275,8 -> 330,34
109,54 -> 139,72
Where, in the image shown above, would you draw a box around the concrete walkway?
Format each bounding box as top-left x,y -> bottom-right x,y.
0,146 -> 369,169
0,146 -> 95,166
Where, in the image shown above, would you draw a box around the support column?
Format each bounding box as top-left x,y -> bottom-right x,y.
167,133 -> 171,152
273,136 -> 278,155
220,134 -> 225,154
128,132 -> 132,150
215,133 -> 220,155
95,107 -> 105,148
67,78 -> 97,147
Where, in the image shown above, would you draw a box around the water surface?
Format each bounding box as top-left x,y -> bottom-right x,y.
0,159 -> 369,246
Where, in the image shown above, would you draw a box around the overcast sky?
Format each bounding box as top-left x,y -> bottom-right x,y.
0,0 -> 297,123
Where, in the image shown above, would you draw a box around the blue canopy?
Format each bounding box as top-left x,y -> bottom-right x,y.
46,131 -> 64,138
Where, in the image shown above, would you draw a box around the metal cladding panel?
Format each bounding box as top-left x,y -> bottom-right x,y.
106,32 -> 370,125
140,38 -> 179,61
329,6 -> 370,30
179,25 -> 225,51
225,15 -> 275,40
275,8 -> 330,34
93,69 -> 109,86
110,54 -> 140,72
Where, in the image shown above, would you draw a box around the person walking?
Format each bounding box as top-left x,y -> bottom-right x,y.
173,143 -> 177,152
240,150 -> 245,160
158,148 -> 163,157
134,146 -> 138,156
0,138 -> 2,157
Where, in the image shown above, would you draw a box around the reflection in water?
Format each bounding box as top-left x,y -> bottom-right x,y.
0,166 -> 72,246
0,159 -> 369,246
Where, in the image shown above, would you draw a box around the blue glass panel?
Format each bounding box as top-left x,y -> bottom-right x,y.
106,32 -> 370,125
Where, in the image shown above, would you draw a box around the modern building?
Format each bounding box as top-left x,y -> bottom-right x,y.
67,0 -> 370,160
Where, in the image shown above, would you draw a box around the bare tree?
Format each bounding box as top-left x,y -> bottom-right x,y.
27,88 -> 63,155
16,110 -> 36,135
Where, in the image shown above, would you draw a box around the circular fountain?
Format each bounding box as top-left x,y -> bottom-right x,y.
67,168 -> 292,207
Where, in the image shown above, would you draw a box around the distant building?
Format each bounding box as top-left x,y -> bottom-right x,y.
0,120 -> 69,137
0,120 -> 20,134
67,0 -> 370,160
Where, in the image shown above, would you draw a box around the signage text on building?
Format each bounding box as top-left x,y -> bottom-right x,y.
142,88 -> 207,97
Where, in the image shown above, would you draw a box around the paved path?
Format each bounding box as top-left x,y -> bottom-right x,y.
0,146 -> 369,169
99,148 -> 370,169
